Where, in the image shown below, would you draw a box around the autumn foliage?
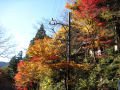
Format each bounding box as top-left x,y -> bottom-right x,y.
14,26 -> 93,89
14,0 -> 119,89
66,0 -> 107,18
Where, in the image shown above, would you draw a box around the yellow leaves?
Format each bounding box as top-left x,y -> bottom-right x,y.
101,11 -> 113,20
15,72 -> 29,87
72,17 -> 99,34
94,40 -> 99,47
81,24 -> 92,33
27,31 -> 66,62
54,26 -> 68,40
27,37 -> 53,59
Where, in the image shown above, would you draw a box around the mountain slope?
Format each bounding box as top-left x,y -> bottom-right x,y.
0,62 -> 9,68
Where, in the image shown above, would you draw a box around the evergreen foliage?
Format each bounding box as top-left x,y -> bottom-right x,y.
8,51 -> 23,78
30,24 -> 46,45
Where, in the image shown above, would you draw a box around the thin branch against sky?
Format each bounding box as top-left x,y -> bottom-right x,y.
0,0 -> 67,62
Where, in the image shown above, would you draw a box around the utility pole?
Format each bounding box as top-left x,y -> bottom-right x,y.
66,12 -> 71,90
49,12 -> 71,90
67,12 -> 71,65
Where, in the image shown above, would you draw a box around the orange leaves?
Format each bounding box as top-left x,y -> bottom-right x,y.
31,56 -> 39,62
30,56 -> 46,62
14,72 -> 23,81
15,60 -> 51,88
49,61 -> 92,71
15,72 -> 29,88
97,22 -> 105,27
18,60 -> 24,67
17,61 -> 25,72
66,2 -> 71,9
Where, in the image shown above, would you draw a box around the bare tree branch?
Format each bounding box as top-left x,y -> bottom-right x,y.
0,27 -> 16,59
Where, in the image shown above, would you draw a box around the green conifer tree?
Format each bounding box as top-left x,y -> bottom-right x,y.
8,51 -> 23,78
30,24 -> 46,45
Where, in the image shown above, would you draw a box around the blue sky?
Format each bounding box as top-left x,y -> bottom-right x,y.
0,0 -> 67,61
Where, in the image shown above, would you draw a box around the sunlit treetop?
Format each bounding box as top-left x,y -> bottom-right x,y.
27,36 -> 64,63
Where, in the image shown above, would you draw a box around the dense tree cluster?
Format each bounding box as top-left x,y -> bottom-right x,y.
1,0 -> 120,90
